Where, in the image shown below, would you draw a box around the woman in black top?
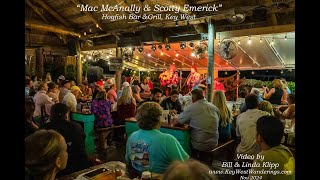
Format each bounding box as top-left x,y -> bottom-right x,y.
263,79 -> 288,105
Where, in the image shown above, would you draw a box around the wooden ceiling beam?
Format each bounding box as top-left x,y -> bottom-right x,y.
26,0 -> 67,43
25,19 -> 80,37
69,0 -> 104,30
34,0 -> 71,27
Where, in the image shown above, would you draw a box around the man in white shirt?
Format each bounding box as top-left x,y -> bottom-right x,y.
236,94 -> 270,157
62,85 -> 82,112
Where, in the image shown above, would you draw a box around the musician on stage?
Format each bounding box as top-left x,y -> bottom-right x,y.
186,66 -> 201,92
159,64 -> 180,96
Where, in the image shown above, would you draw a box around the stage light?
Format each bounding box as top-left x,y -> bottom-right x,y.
158,44 -> 162,49
189,42 -> 194,48
160,52 -> 164,56
138,46 -> 144,53
151,45 -> 156,51
165,43 -> 171,51
180,42 -> 186,49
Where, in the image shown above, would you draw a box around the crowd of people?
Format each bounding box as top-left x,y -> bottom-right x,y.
25,72 -> 295,180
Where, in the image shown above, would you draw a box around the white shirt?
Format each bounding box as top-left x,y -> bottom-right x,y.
33,90 -> 54,117
62,92 -> 77,112
236,109 -> 270,155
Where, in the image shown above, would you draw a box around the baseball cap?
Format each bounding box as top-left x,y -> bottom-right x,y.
122,81 -> 129,87
71,85 -> 82,93
58,75 -> 65,80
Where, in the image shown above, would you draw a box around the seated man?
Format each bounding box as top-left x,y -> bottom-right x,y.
172,89 -> 220,164
236,94 -> 270,157
138,87 -> 163,106
41,103 -> 90,177
126,102 -> 189,178
160,89 -> 183,115
249,115 -> 295,180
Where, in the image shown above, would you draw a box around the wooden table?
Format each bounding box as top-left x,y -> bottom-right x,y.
125,118 -> 191,155
58,161 -> 126,180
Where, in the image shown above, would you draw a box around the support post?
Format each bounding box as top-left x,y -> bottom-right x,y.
236,70 -> 240,100
36,48 -> 44,79
75,38 -> 82,85
206,19 -> 215,102
115,47 -> 122,93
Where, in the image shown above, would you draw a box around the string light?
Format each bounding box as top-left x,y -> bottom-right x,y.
247,36 -> 252,44
281,70 -> 283,74
285,34 -> 287,40
148,53 -> 151,57
225,71 -> 228,75
191,52 -> 195,57
271,37 -> 275,45
251,71 -> 255,75
176,53 -> 179,57
260,37 -> 262,43
238,41 -> 241,44
160,52 -> 164,56
84,32 -> 86,35
107,61 -> 110,65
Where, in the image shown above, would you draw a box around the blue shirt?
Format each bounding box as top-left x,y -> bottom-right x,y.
125,129 -> 189,174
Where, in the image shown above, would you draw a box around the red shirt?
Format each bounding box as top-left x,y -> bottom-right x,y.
148,82 -> 154,90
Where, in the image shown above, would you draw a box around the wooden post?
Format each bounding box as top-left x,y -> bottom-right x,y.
75,39 -> 82,85
115,47 -> 122,93
236,70 -> 240,100
36,48 -> 44,79
206,19 -> 215,102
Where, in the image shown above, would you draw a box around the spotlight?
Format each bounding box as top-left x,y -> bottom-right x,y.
138,46 -> 144,53
158,44 -> 162,49
180,42 -> 186,50
189,42 -> 194,48
165,43 -> 171,51
151,45 -> 157,51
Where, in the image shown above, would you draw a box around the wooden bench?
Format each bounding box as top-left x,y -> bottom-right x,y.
95,125 -> 125,152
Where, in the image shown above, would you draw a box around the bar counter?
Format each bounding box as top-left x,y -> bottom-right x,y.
125,118 -> 191,155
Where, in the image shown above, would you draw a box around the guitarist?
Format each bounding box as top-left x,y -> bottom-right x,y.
186,66 -> 201,92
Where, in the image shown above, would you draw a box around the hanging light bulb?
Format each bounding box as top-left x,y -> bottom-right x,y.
285,34 -> 287,40
281,70 -> 284,74
247,36 -> 252,44
225,71 -> 228,75
107,61 -> 110,65
84,32 -> 86,35
260,37 -> 262,43
251,71 -> 255,75
176,53 -> 179,57
160,52 -> 164,56
271,38 -> 275,45
237,41 -> 241,44
191,52 -> 195,57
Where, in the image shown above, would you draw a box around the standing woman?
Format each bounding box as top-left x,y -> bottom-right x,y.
212,90 -> 233,143
263,79 -> 288,105
25,129 -> 68,180
91,91 -> 113,128
117,86 -> 137,125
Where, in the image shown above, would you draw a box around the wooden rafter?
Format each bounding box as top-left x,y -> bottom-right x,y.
69,0 -> 103,30
25,19 -> 80,37
26,0 -> 67,43
34,0 -> 71,27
